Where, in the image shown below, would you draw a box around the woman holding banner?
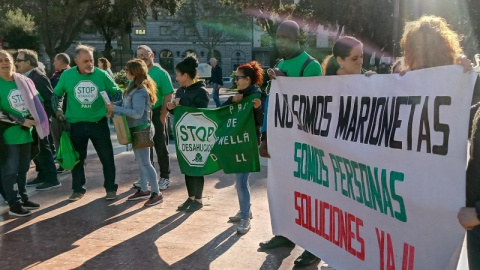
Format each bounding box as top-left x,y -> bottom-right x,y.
221,61 -> 266,234
106,59 -> 164,206
166,55 -> 209,213
321,35 -> 370,77
0,50 -> 43,217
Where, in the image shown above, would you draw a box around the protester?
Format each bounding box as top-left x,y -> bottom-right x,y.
399,15 -> 480,269
52,44 -> 122,201
474,54 -> 480,74
208,58 -> 223,107
98,57 -> 114,78
166,55 -> 209,212
15,49 -> 60,191
322,36 -> 364,76
0,50 -> 43,216
106,59 -> 163,206
136,45 -> 174,190
221,61 -> 266,234
49,53 -> 71,173
391,58 -> 403,74
259,20 -> 323,268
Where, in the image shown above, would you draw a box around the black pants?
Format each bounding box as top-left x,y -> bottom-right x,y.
468,225 -> 480,269
152,107 -> 170,178
185,175 -> 204,199
0,143 -> 31,207
32,128 -> 58,183
69,119 -> 117,194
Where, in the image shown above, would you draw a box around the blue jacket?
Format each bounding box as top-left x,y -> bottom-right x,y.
113,87 -> 151,128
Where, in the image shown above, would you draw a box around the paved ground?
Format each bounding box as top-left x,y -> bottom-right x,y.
0,87 -> 469,270
0,88 -> 336,270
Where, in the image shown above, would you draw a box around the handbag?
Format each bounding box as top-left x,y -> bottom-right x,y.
132,109 -> 154,149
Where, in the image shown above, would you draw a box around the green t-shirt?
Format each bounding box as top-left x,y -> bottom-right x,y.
0,77 -> 34,144
53,67 -> 121,123
276,51 -> 323,77
149,65 -> 174,109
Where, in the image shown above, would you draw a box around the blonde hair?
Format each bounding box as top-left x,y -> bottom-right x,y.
0,50 -> 16,73
400,15 -> 463,70
125,59 -> 158,104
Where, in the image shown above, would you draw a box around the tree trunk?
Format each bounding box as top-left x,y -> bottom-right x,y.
104,36 -> 113,62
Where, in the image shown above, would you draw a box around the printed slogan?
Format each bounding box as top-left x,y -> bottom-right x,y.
266,66 -> 477,270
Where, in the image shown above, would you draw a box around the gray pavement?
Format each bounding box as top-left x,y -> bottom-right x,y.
0,88 -> 337,270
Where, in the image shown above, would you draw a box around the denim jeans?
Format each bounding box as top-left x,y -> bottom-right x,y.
211,83 -> 221,107
235,172 -> 251,219
152,107 -> 170,178
0,143 -> 31,207
69,119 -> 117,194
134,147 -> 159,194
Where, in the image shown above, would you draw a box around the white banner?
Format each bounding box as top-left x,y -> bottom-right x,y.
267,66 -> 477,270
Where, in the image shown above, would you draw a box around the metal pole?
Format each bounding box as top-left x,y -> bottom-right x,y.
392,0 -> 400,60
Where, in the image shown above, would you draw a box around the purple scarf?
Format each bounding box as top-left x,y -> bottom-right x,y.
13,73 -> 50,139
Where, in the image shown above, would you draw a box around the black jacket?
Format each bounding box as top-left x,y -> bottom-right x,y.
175,81 -> 210,109
28,68 -> 54,118
209,65 -> 223,85
222,85 -> 267,144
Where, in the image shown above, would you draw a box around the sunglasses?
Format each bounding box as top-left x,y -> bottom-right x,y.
234,75 -> 247,81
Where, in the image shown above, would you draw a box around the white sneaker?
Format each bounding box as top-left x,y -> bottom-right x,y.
237,219 -> 251,234
133,180 -> 150,188
229,210 -> 253,222
158,178 -> 170,190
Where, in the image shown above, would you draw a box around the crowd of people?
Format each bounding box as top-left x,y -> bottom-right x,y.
1,13 -> 480,269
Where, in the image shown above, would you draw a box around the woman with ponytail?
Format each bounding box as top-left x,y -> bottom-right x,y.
222,61 -> 266,234
106,59 -> 163,206
322,36 -> 365,76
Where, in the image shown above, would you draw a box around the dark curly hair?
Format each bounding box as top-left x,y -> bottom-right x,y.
176,55 -> 198,79
237,61 -> 264,86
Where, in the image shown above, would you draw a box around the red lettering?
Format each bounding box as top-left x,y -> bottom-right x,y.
294,191 -> 302,225
330,206 -> 339,246
356,218 -> 365,261
346,213 -> 356,256
320,201 -> 329,240
387,234 -> 395,270
307,195 -> 315,233
402,243 -> 415,270
376,228 -> 385,270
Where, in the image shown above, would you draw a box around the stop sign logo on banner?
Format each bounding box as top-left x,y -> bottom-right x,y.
8,89 -> 28,115
175,112 -> 217,167
74,81 -> 98,108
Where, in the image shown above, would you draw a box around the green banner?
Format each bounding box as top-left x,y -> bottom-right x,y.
173,94 -> 261,176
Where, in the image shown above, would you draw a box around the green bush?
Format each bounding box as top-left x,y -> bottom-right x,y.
114,69 -> 128,87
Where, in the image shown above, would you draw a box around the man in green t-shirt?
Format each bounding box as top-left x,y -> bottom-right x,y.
258,20 -> 323,268
136,45 -> 174,190
52,44 -> 122,201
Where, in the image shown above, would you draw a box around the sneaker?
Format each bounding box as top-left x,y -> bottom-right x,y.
186,200 -> 203,212
133,180 -> 150,188
158,178 -> 170,190
36,181 -> 61,191
237,219 -> 251,234
144,193 -> 164,206
69,192 -> 84,201
259,235 -> 295,249
229,210 -> 253,222
133,180 -> 141,188
26,178 -> 44,187
9,205 -> 31,217
127,190 -> 151,201
294,250 -> 320,267
177,198 -> 194,211
22,200 -> 40,210
105,191 -> 117,200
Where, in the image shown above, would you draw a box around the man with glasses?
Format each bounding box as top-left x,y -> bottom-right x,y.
136,45 -> 174,190
16,49 -> 61,191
